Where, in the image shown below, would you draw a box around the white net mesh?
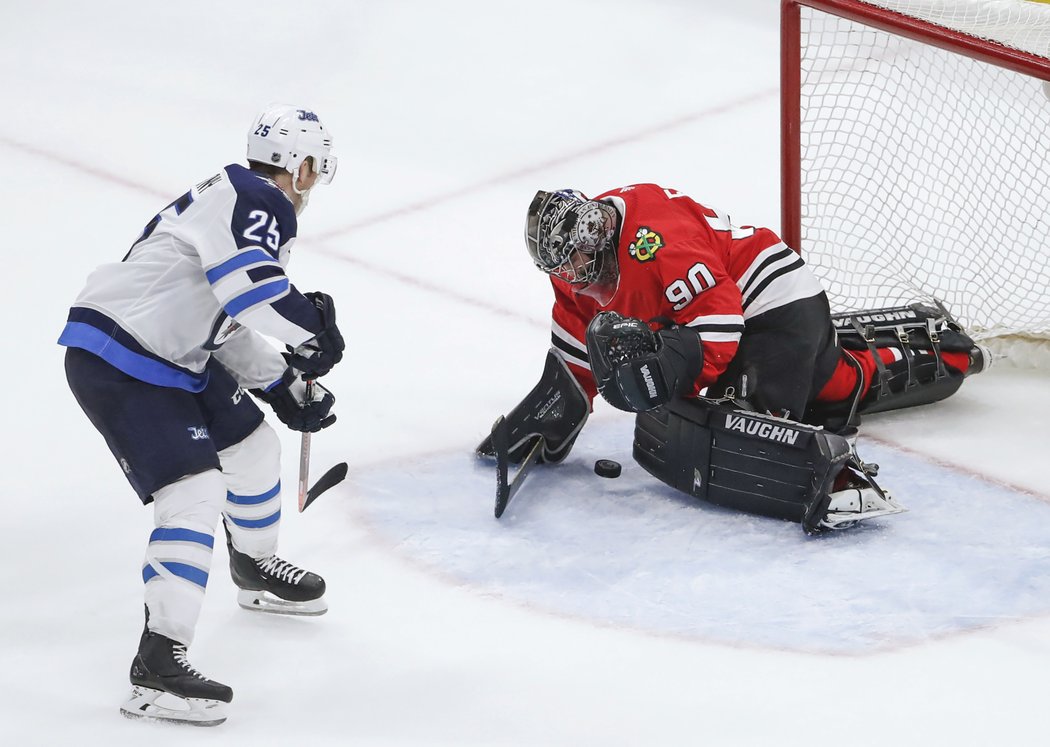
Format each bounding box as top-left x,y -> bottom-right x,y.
798,0 -> 1050,356
870,0 -> 1050,56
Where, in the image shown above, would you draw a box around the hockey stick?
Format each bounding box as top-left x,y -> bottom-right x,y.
302,461 -> 349,511
491,415 -> 545,519
297,380 -> 315,512
296,379 -> 349,512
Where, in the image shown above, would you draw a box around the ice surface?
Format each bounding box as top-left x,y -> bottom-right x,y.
357,418 -> 1050,653
3,0 -> 1050,745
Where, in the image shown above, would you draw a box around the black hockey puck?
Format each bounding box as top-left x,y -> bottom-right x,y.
594,459 -> 621,478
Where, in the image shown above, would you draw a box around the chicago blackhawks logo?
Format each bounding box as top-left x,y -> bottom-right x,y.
629,227 -> 663,262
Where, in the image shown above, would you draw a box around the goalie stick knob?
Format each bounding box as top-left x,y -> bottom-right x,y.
594,459 -> 621,478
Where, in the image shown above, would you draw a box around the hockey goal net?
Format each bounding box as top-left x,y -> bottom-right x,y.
782,0 -> 1050,366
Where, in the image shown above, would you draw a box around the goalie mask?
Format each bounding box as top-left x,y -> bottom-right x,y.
246,104 -> 338,199
525,189 -> 620,305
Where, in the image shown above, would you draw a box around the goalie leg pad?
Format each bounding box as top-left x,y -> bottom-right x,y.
835,302 -> 984,415
633,399 -> 851,527
633,399 -> 905,531
476,350 -> 589,464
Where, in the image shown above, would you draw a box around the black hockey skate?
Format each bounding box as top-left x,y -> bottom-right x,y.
227,537 -> 327,616
120,628 -> 233,726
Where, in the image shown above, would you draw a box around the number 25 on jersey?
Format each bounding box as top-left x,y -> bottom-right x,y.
243,210 -> 281,252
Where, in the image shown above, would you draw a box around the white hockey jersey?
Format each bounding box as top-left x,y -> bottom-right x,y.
58,164 -> 324,392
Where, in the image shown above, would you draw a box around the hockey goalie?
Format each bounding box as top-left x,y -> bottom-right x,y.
478,185 -> 990,532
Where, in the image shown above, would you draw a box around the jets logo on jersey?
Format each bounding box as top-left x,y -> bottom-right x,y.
204,313 -> 241,351
629,227 -> 663,262
187,426 -> 210,441
213,318 -> 241,345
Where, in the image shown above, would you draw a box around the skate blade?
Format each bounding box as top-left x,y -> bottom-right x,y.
120,686 -> 227,727
821,506 -> 905,529
821,488 -> 907,530
236,588 -> 328,616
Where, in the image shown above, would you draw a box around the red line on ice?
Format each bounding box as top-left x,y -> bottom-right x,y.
312,87 -> 777,241
1,88 -> 775,328
864,433 -> 1050,503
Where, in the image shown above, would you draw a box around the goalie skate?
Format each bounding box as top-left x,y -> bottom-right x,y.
121,685 -> 228,727
819,483 -> 906,530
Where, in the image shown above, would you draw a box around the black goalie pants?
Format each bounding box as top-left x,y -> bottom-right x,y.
706,292 -> 841,419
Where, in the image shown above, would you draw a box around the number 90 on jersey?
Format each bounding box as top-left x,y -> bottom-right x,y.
665,262 -> 716,311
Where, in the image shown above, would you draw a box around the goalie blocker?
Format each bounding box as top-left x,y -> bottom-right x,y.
634,398 -> 904,533
476,350 -> 590,464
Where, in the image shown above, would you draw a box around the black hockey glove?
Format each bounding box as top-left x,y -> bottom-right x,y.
585,311 -> 704,413
287,291 -> 345,378
251,369 -> 337,433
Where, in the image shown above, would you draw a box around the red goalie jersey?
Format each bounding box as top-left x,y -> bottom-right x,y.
548,183 -> 826,402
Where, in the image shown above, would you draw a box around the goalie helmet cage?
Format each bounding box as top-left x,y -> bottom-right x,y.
781,0 -> 1050,366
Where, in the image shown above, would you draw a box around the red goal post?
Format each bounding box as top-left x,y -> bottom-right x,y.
781,0 -> 1050,364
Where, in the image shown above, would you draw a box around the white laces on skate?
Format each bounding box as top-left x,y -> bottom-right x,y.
172,644 -> 208,681
256,555 -> 308,584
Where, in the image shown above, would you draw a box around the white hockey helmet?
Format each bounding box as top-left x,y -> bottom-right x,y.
246,104 -> 337,186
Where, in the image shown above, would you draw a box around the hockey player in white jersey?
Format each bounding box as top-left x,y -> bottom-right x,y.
59,104 -> 345,726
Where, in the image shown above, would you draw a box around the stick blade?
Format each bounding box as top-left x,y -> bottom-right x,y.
490,416 -> 545,520
491,416 -> 511,518
301,462 -> 349,512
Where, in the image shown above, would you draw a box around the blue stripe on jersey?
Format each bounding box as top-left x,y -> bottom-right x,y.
205,248 -> 278,284
62,307 -> 204,372
228,509 -> 281,528
142,561 -> 209,588
58,322 -> 209,393
227,482 -> 281,505
224,279 -> 290,318
149,527 -> 215,548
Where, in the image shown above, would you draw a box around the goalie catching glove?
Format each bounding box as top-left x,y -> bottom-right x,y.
251,369 -> 336,433
585,311 -> 704,412
287,291 -> 345,378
